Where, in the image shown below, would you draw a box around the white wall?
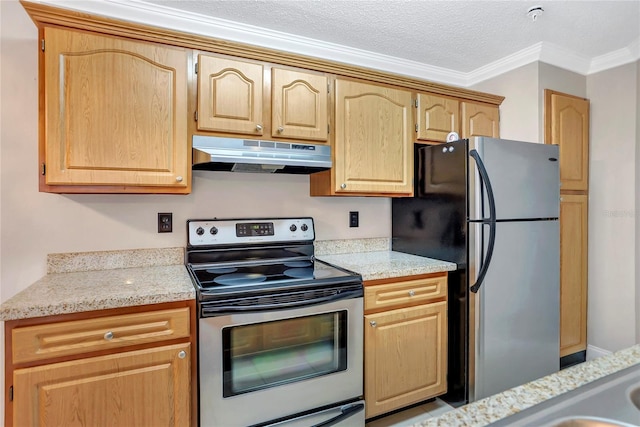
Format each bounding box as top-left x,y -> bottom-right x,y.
471,62 -> 540,143
587,62 -> 638,351
637,61 -> 640,345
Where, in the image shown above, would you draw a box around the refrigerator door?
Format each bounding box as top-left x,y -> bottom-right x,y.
469,219 -> 560,401
470,137 -> 560,221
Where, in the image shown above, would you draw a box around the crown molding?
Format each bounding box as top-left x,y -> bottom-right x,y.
25,0 -> 639,88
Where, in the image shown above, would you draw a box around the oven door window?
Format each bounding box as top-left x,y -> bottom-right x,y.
222,311 -> 347,397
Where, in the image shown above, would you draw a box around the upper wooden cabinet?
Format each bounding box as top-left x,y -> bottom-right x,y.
197,55 -> 264,135
271,68 -> 328,141
196,54 -> 329,142
310,79 -> 413,196
461,101 -> 500,139
545,90 -> 590,191
41,27 -> 190,193
416,94 -> 460,142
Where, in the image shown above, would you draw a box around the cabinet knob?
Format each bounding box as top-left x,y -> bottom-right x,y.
178,350 -> 187,359
104,331 -> 114,340
277,126 -> 284,133
255,124 -> 263,132
370,321 -> 377,327
176,176 -> 183,182
341,183 -> 347,189
408,290 -> 415,297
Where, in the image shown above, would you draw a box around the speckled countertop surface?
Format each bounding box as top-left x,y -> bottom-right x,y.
416,344 -> 640,426
0,248 -> 195,321
318,250 -> 456,281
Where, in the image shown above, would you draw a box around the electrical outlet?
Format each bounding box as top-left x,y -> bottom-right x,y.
158,213 -> 173,233
349,211 -> 359,228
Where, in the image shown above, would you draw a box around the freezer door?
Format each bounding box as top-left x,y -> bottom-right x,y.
470,137 -> 560,220
469,219 -> 560,401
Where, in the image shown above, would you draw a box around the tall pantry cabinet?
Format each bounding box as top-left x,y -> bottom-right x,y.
544,90 -> 590,365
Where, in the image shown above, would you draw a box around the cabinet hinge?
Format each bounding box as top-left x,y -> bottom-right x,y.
41,163 -> 46,176
414,99 -> 418,108
194,111 -> 198,122
195,62 -> 198,74
9,386 -> 13,402
327,124 -> 330,134
327,82 -> 330,94
415,123 -> 419,132
41,39 -> 45,52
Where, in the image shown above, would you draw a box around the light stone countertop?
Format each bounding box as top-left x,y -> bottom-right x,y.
318,250 -> 456,281
0,248 -> 195,321
416,344 -> 640,426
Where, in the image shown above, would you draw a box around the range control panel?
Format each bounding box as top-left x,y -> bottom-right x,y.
187,217 -> 315,247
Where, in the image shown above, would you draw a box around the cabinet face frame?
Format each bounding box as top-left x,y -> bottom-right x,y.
39,26 -> 191,194
4,300 -> 197,427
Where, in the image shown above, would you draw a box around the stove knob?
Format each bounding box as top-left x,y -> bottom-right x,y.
196,227 -> 205,236
301,224 -> 308,232
209,226 -> 218,235
290,224 -> 297,232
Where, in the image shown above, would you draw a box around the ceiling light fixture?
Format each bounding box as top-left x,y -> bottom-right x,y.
527,6 -> 544,22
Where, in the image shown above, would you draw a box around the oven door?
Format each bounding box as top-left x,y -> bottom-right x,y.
198,296 -> 363,427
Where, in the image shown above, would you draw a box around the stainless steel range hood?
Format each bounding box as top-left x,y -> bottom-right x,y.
192,136 -> 332,174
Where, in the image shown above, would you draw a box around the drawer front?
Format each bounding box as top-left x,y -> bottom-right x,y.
12,307 -> 190,364
365,276 -> 446,312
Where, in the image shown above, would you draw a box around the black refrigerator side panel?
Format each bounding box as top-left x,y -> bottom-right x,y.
392,141 -> 467,265
392,140 -> 470,406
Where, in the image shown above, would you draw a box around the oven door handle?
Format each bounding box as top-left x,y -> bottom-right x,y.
201,289 -> 362,315
312,402 -> 365,427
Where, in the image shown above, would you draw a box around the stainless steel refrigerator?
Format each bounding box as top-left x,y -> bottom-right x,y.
392,136 -> 560,405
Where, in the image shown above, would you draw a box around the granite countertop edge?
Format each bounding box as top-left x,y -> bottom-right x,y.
415,344 -> 640,426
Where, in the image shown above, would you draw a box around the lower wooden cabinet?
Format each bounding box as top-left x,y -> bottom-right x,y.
13,343 -> 191,427
363,274 -> 447,419
5,301 -> 196,427
559,194 -> 589,357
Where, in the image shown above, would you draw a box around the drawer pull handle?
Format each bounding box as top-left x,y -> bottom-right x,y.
370,321 -> 377,328
178,350 -> 187,359
409,290 -> 415,297
104,331 -> 114,340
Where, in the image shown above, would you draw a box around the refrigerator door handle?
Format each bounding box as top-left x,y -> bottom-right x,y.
469,149 -> 496,293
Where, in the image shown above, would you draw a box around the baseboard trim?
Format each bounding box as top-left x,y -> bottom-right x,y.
587,345 -> 613,361
560,351 -> 586,369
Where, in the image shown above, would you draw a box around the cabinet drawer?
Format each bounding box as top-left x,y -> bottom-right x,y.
365,276 -> 446,312
12,307 -> 190,365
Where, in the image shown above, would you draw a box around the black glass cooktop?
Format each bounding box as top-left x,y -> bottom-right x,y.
190,258 -> 358,292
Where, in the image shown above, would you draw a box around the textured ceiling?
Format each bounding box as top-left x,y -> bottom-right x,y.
140,0 -> 640,73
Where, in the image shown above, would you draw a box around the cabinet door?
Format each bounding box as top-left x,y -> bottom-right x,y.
560,194 -> 588,357
334,79 -> 413,195
272,68 -> 328,142
197,54 -> 264,135
416,94 -> 459,142
364,302 -> 447,418
461,101 -> 500,138
545,90 -> 590,191
13,343 -> 191,427
43,27 -> 189,191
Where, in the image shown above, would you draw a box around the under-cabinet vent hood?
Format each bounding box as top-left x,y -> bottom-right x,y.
192,136 -> 332,174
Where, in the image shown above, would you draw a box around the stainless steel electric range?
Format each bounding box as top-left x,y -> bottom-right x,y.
186,217 -> 365,427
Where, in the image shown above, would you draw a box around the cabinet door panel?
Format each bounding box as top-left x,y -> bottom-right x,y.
545,90 -> 590,191
560,194 -> 588,356
461,102 -> 500,138
364,302 -> 447,418
44,27 -> 188,188
417,94 -> 459,142
197,55 -> 263,135
334,80 -> 413,194
13,343 -> 191,427
272,68 -> 328,141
